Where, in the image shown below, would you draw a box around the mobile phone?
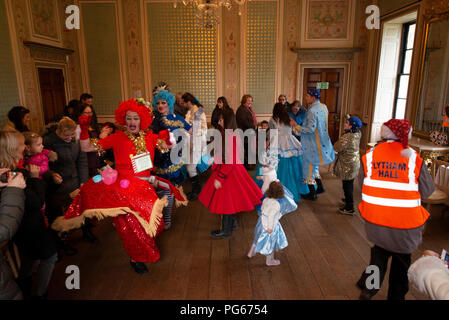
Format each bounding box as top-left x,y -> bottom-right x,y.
0,171 -> 18,183
441,249 -> 449,266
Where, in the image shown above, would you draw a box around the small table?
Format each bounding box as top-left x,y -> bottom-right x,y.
409,136 -> 449,167
367,138 -> 449,168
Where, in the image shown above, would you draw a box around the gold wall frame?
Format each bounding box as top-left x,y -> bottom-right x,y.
411,5 -> 449,139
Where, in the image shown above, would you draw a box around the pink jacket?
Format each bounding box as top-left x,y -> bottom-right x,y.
25,149 -> 51,178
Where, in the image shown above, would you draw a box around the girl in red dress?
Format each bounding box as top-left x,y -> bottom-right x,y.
199,108 -> 263,238
51,98 -> 185,274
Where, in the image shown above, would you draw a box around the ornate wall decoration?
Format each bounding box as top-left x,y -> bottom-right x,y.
124,0 -> 145,98
26,0 -> 62,46
349,0 -> 370,117
283,0 -> 300,102
61,0 -> 82,99
300,0 -> 355,48
11,0 -> 42,131
423,0 -> 449,20
223,5 -> 240,110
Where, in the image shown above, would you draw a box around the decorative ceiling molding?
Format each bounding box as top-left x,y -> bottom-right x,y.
290,47 -> 363,61
423,0 -> 449,20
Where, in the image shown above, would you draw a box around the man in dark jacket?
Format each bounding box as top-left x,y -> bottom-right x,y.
236,94 -> 258,169
0,170 -> 26,300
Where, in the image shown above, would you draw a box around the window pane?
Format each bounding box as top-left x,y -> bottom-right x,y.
403,50 -> 412,74
407,24 -> 416,49
395,99 -> 407,119
398,75 -> 409,99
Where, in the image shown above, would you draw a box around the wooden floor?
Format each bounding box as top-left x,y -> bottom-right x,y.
47,169 -> 449,300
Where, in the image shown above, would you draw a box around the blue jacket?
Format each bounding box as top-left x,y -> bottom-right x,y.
300,101 -> 335,166
289,108 -> 307,138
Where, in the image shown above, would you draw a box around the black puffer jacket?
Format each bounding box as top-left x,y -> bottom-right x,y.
13,169 -> 57,260
0,185 -> 25,300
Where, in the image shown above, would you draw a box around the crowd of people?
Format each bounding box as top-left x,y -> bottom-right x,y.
0,85 -> 446,301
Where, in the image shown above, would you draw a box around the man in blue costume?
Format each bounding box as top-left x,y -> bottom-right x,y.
299,88 -> 335,200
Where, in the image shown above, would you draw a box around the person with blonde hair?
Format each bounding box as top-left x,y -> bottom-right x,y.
43,117 -> 91,247
0,130 -> 58,299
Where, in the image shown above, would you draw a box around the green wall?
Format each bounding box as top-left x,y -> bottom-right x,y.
81,2 -> 122,115
0,0 -> 20,126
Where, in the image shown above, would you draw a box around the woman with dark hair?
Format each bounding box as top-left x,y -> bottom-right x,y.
211,96 -> 233,130
265,103 -> 309,203
75,104 -> 101,178
199,108 -> 263,239
4,106 -> 31,132
55,100 -> 80,122
236,94 -> 258,169
182,92 -> 208,201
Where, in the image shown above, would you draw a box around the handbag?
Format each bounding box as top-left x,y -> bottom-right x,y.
197,153 -> 213,173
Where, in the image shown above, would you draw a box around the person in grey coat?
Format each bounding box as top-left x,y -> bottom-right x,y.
0,169 -> 26,300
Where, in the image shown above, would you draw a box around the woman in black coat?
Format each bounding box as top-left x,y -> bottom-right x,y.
211,96 -> 233,130
14,166 -> 58,299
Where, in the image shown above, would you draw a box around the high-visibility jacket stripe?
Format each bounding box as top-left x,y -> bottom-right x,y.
362,193 -> 421,208
362,185 -> 420,200
359,141 -> 429,229
363,178 -> 419,191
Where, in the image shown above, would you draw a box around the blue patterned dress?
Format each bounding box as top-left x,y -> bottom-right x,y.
268,120 -> 310,202
151,113 -> 191,186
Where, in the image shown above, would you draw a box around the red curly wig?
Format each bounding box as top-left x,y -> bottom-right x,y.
115,99 -> 153,130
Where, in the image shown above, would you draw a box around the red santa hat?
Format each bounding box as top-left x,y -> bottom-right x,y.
380,119 -> 413,158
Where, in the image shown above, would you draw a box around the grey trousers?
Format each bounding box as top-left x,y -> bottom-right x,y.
19,253 -> 57,297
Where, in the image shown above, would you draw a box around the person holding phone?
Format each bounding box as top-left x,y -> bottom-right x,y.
0,166 -> 26,300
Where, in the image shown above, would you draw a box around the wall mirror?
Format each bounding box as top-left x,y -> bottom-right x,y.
414,16 -> 449,136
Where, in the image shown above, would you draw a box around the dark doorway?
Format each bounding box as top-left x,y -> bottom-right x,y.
303,68 -> 344,143
38,68 -> 66,124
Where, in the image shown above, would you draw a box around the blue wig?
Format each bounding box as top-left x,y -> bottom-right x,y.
152,90 -> 175,114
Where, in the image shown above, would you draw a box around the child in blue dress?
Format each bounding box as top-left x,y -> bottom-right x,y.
247,180 -> 292,266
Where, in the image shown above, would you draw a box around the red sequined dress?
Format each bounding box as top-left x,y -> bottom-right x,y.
52,129 -> 173,263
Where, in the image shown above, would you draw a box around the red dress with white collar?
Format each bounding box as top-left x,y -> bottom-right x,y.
199,134 -> 263,214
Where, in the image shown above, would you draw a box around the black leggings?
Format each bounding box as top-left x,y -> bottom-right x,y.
342,179 -> 354,210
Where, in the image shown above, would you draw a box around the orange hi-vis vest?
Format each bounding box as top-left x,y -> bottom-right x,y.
358,141 -> 429,229
443,116 -> 449,128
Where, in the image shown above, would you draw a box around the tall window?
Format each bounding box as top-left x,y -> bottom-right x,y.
393,21 -> 416,119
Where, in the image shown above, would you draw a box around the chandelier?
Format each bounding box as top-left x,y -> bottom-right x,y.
174,0 -> 247,29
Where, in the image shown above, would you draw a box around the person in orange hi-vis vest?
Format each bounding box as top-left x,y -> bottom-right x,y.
442,105 -> 449,128
356,119 -> 435,300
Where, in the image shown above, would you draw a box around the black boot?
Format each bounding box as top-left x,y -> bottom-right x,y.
130,260 -> 149,274
315,178 -> 325,194
232,215 -> 238,230
187,175 -> 201,201
16,276 -> 32,300
302,184 -> 317,201
82,219 -> 98,243
211,215 -> 233,239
